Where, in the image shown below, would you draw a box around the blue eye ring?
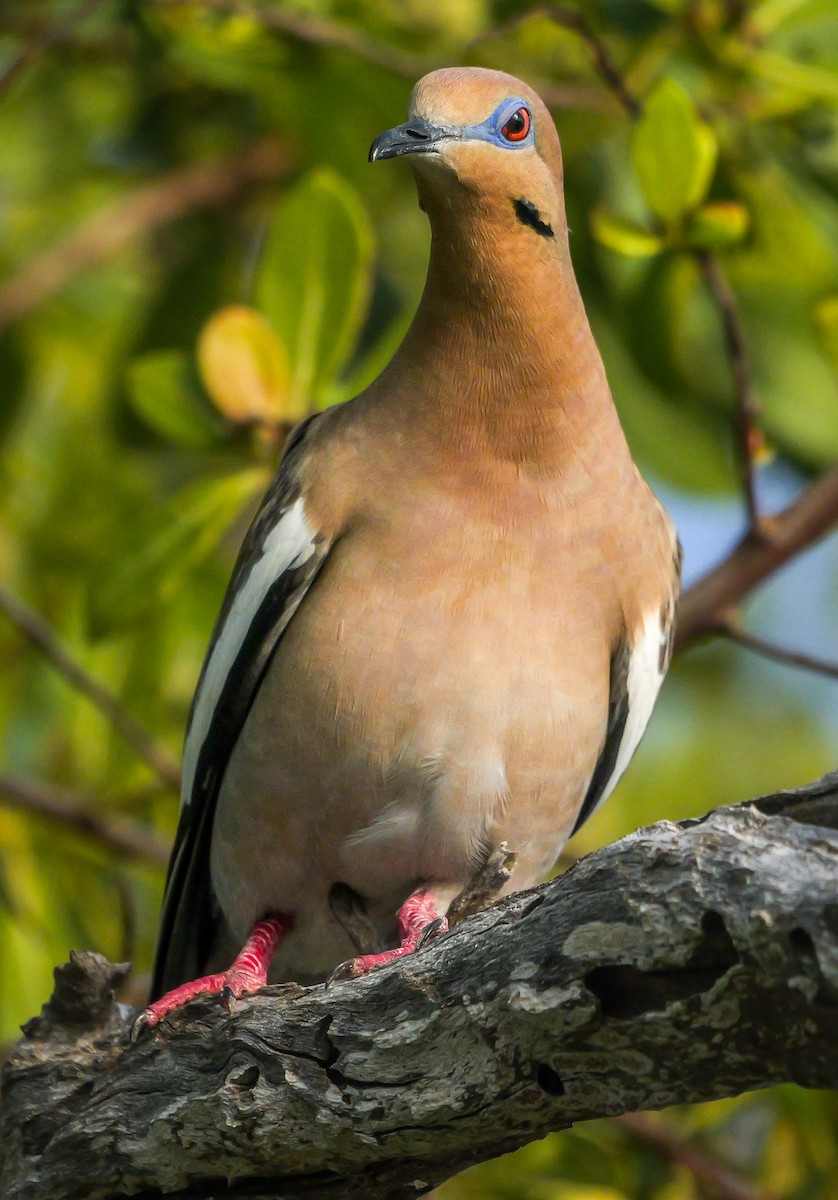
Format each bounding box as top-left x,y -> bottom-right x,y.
501,106 -> 531,142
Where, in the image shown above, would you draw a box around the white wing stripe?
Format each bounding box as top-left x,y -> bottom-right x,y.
596,608 -> 665,813
181,496 -> 317,806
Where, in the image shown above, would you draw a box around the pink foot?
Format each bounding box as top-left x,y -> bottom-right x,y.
133,914 -> 292,1037
331,889 -> 448,980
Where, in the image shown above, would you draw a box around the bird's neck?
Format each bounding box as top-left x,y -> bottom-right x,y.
381,191 -> 629,473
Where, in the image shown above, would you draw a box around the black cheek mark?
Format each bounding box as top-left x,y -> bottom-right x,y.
514,197 -> 554,239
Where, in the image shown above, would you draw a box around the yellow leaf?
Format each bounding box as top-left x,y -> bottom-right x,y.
591,208 -> 667,258
686,201 -> 750,250
197,305 -> 290,426
814,294 -> 838,378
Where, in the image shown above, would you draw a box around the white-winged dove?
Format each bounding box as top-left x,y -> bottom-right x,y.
140,67 -> 680,1030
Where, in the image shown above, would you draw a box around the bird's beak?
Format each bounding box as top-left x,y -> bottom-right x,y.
369,117 -> 453,163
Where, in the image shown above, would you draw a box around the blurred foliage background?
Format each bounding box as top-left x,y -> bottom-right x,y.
0,0 -> 837,1196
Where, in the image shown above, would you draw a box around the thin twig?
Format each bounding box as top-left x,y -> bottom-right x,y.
0,0 -> 101,102
482,4 -> 642,117
676,466 -> 838,647
0,774 -> 170,867
0,137 -> 290,334
513,6 -> 762,536
545,5 -> 642,117
617,1114 -> 780,1200
150,0 -> 432,78
557,12 -> 764,533
0,584 -> 181,790
519,4 -> 829,624
713,621 -> 838,681
698,252 -> 762,530
148,0 -> 608,112
112,871 -> 138,965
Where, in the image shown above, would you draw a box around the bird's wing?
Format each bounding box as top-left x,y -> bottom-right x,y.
570,635 -> 631,836
151,414 -> 332,998
571,590 -> 676,838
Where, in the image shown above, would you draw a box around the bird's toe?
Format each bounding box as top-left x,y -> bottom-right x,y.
326,958 -> 365,985
133,971 -> 228,1034
415,915 -> 448,948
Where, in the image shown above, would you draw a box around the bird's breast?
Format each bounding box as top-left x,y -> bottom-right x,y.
213,494 -> 620,923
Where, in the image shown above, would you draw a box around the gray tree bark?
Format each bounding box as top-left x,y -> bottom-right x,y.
1,773 -> 836,1200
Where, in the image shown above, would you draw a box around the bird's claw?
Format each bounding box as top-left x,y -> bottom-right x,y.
326,959 -> 362,985
130,1011 -> 152,1043
133,916 -> 289,1034
415,915 -> 447,949
327,912 -> 449,984
219,985 -> 236,1010
131,970 -> 261,1037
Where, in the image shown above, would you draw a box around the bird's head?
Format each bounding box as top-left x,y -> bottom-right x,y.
370,67 -> 565,243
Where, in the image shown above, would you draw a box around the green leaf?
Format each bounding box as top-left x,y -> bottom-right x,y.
127,351 -> 223,449
632,79 -> 718,226
727,160 -> 837,295
750,299 -> 838,466
685,201 -> 750,250
330,306 -> 414,405
89,468 -> 269,634
197,305 -> 291,426
256,168 -> 374,420
624,254 -> 717,398
813,294 -> 838,377
591,209 -> 667,258
747,48 -> 838,105
591,308 -> 732,493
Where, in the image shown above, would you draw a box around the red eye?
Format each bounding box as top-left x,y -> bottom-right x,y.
501,107 -> 531,142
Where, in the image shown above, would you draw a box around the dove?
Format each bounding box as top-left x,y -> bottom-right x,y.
139,66 -> 680,1030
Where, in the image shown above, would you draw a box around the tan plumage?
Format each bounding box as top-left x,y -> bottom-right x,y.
145,67 -> 679,1019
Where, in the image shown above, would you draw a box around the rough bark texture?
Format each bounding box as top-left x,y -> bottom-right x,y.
2,774 -> 837,1200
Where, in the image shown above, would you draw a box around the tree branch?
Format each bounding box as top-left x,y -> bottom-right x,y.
529,9 -> 763,536
147,0 -> 609,113
2,773 -> 836,1200
675,466 -> 838,647
0,138 -> 291,334
482,4 -> 642,117
561,8 -> 769,538
150,0 -> 435,80
0,584 -> 181,790
513,8 -> 833,642
615,1114 -> 781,1200
0,0 -> 101,102
0,773 -> 170,867
711,620 -> 838,680
697,252 -> 763,532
